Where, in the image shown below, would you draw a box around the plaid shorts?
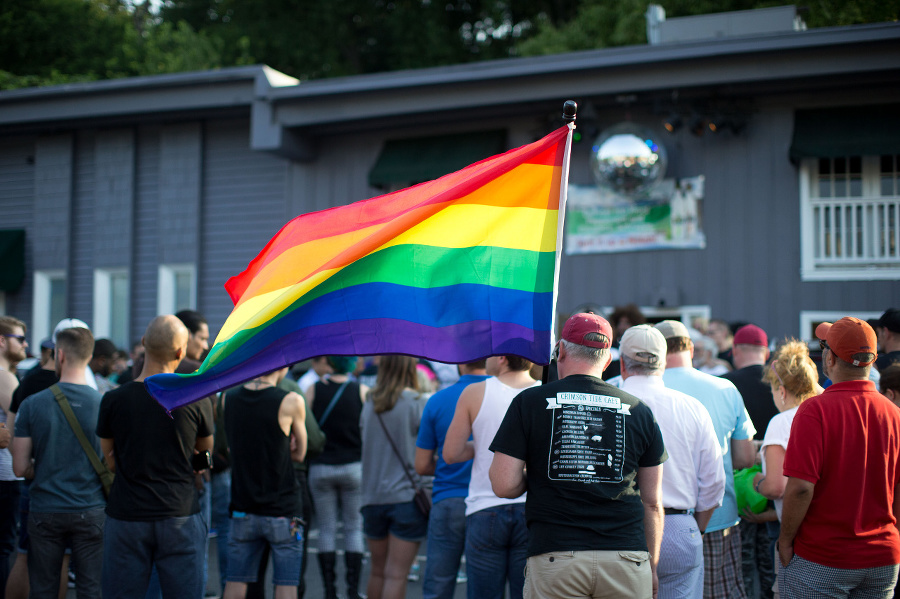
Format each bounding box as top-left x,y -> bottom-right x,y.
780,554 -> 898,599
702,526 -> 747,599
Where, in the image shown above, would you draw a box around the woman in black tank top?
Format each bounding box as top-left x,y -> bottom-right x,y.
305,356 -> 368,599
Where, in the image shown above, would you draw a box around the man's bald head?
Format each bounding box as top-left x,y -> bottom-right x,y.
143,315 -> 189,363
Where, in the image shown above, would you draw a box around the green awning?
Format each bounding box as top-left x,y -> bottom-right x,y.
369,129 -> 507,188
0,230 -> 25,292
790,104 -> 900,163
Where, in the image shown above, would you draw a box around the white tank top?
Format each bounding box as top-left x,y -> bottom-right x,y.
465,376 -> 538,516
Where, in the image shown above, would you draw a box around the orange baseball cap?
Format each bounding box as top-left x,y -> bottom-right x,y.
815,317 -> 878,367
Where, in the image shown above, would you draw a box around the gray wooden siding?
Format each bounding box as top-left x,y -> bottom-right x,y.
555,105 -> 899,341
2,101 -> 897,352
200,119 -> 290,337
70,131 -> 95,326
159,124 -> 202,265
0,135 -> 36,322
132,125 -> 161,344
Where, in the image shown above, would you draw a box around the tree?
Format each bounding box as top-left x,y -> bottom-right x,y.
516,0 -> 900,56
0,0 -> 223,89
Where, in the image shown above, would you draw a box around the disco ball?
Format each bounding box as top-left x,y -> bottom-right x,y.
590,123 -> 668,196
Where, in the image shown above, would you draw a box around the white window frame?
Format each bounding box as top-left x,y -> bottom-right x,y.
157,263 -> 197,315
800,156 -> 900,281
32,269 -> 66,346
93,268 -> 130,346
598,305 -> 712,328
799,310 -> 882,342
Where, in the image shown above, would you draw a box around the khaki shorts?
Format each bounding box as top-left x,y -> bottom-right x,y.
524,549 -> 652,599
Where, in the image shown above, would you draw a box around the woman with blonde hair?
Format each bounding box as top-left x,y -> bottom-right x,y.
359,355 -> 430,599
752,339 -> 822,597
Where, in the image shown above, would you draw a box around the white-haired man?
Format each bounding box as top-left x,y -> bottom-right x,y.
619,325 -> 724,599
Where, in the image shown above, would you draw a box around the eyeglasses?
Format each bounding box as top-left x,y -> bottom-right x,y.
819,339 -> 830,353
3,335 -> 26,344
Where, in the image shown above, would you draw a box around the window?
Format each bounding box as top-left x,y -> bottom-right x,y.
157,264 -> 196,315
93,268 -> 130,348
800,155 -> 900,280
595,305 -> 711,328
32,270 -> 67,346
800,311 -> 881,341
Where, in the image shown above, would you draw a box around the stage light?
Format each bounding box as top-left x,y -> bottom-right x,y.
663,112 -> 682,133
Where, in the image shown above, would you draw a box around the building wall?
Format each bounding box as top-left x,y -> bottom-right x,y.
555,104 -> 899,341
0,135 -> 36,321
1,104 -> 897,351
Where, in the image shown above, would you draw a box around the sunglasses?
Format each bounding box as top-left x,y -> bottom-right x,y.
3,334 -> 26,344
819,339 -> 830,353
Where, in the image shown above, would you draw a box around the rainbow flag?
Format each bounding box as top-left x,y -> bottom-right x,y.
147,125 -> 573,410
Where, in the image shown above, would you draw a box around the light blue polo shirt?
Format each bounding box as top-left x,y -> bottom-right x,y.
415,374 -> 489,504
663,367 -> 755,532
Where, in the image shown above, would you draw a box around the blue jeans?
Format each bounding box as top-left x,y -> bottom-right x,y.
227,514 -> 302,586
29,508 -> 105,599
102,513 -> 207,599
424,497 -> 467,599
465,503 -> 528,599
211,470 -> 232,590
200,477 -> 211,593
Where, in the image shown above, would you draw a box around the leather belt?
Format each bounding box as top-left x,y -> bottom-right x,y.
664,508 -> 693,515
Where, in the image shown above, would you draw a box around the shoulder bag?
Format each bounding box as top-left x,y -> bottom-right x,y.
49,384 -> 114,498
375,408 -> 431,518
317,380 -> 350,427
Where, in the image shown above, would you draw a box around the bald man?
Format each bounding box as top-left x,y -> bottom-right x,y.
97,316 -> 215,598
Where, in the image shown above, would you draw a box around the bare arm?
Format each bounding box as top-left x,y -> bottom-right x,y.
194,435 -> 214,454
101,438 -> 116,473
0,423 -> 10,450
638,464 -> 664,599
893,481 -> 900,524
11,437 -> 33,479
0,372 -> 17,414
415,447 -> 436,476
777,477 -> 815,566
285,392 -> 307,463
753,445 -> 787,500
694,508 -> 714,534
443,383 -> 482,464
489,451 -> 527,499
731,438 -> 755,470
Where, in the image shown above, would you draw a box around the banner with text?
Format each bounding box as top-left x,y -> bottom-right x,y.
565,176 -> 706,255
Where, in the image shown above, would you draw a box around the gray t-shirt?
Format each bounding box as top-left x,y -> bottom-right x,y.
15,383 -> 105,513
360,389 -> 428,507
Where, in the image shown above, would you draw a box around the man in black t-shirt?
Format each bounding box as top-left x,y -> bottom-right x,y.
96,315 -> 214,598
490,313 -> 667,599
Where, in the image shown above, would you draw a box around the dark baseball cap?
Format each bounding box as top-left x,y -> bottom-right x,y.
874,308 -> 900,333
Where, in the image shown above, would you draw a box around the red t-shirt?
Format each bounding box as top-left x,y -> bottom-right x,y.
783,380 -> 900,568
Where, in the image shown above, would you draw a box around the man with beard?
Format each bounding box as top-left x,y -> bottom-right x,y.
0,316 -> 28,596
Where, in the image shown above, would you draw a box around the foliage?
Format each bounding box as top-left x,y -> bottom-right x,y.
517,0 -> 899,55
0,0 -> 896,89
0,0 -> 222,90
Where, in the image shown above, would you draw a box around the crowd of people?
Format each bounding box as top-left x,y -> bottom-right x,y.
0,304 -> 899,599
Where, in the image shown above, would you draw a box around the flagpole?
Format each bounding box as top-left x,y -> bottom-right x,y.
544,100 -> 577,385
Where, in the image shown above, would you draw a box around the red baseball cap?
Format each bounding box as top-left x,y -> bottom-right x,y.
734,324 -> 768,347
561,313 -> 612,349
816,317 -> 878,367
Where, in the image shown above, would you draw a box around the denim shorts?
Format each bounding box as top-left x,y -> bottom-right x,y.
361,501 -> 428,542
227,513 -> 302,586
